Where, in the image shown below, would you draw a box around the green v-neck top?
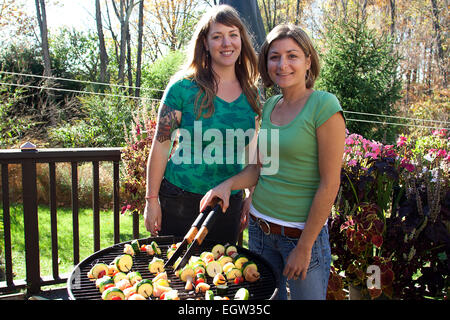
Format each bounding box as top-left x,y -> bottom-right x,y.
161,78 -> 257,194
252,90 -> 343,222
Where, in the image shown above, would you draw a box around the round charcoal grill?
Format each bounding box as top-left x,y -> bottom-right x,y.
67,235 -> 279,300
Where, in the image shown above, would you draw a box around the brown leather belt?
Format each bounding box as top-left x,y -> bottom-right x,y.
250,213 -> 303,238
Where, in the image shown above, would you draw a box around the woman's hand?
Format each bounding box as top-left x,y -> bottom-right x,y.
143,199 -> 162,236
239,195 -> 252,234
200,180 -> 233,213
283,243 -> 312,281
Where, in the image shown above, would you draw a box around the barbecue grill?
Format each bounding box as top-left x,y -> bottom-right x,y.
67,236 -> 279,300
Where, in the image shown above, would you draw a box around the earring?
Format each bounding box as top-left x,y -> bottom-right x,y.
238,54 -> 242,65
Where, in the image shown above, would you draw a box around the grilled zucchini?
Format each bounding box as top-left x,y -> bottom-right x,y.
135,279 -> 153,298
87,263 -> 109,279
225,267 -> 242,281
211,244 -> 225,259
234,255 -> 249,269
102,287 -> 125,300
148,257 -> 165,274
114,254 -> 133,272
206,260 -> 222,277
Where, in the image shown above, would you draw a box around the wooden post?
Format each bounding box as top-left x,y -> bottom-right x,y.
21,159 -> 41,294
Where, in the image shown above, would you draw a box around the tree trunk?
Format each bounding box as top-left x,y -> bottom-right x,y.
430,0 -> 447,88
261,0 -> 271,31
361,0 -> 368,21
427,44 -> 433,89
219,0 -> 266,50
35,0 -> 56,126
135,0 -> 144,98
405,69 -> 411,106
96,0 -> 109,87
126,24 -> 133,96
389,0 -> 396,38
105,1 -> 120,66
112,0 -> 135,86
295,0 -> 301,25
341,0 -> 348,23
112,0 -> 127,85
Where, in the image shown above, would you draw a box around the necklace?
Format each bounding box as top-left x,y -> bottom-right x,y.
278,89 -> 312,110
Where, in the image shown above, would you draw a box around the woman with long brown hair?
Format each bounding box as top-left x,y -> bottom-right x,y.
143,5 -> 261,244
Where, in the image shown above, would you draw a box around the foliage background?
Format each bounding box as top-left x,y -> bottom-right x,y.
0,0 -> 447,148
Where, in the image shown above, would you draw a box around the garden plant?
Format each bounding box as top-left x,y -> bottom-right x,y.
327,129 -> 449,300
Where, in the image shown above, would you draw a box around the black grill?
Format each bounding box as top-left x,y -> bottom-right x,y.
67,236 -> 279,300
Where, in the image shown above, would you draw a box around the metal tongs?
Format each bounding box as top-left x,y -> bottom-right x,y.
164,201 -> 223,271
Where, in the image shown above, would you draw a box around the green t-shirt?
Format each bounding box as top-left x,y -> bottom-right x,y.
252,90 -> 343,222
162,78 -> 257,194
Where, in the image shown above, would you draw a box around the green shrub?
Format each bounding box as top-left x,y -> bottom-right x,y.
141,50 -> 186,101
317,16 -> 403,143
48,90 -> 137,147
0,86 -> 35,147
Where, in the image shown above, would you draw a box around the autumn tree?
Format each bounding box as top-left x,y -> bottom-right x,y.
144,0 -> 203,62
258,0 -> 316,32
111,0 -> 138,85
0,0 -> 35,45
430,0 -> 447,88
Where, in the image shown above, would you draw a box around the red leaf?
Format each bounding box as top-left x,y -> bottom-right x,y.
371,234 -> 383,248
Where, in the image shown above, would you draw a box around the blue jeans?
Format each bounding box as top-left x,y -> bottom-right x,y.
248,217 -> 331,300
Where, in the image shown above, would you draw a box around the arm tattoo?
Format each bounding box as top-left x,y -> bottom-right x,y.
155,104 -> 180,143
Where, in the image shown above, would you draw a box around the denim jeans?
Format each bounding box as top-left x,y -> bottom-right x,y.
158,178 -> 243,244
248,217 -> 331,300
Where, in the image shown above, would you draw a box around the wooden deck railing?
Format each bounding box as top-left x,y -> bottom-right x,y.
0,147 -> 123,295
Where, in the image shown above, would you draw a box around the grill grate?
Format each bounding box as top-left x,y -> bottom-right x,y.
67,236 -> 279,300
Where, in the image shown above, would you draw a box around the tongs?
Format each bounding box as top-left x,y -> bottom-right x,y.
164,202 -> 222,271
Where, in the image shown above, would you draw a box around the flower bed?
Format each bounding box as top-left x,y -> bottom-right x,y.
327,129 -> 449,300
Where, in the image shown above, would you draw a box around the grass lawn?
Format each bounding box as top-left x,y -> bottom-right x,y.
1,204 -> 148,282
1,204 -> 248,283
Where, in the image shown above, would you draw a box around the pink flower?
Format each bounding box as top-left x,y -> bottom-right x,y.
383,145 -> 397,158
348,159 -> 357,166
365,152 -> 378,159
345,137 -> 355,145
400,158 -> 415,172
432,128 -> 448,137
436,149 -> 447,158
121,204 -> 132,214
397,136 -> 407,147
371,144 -> 381,153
